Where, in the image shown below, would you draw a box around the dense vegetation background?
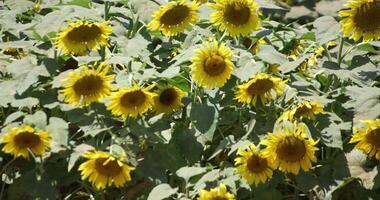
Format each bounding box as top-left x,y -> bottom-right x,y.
0,0 -> 379,199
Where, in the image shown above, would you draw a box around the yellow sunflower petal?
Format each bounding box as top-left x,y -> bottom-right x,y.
107,85 -> 156,118
60,63 -> 114,107
208,0 -> 261,36
78,150 -> 134,190
0,125 -> 51,159
191,40 -> 234,88
148,0 -> 200,36
339,0 -> 380,42
350,119 -> 380,160
54,20 -> 112,55
261,123 -> 319,175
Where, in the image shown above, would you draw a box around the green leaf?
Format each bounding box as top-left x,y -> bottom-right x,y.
4,111 -> 25,125
147,184 -> 178,200
68,144 -> 94,171
23,111 -> 47,129
65,0 -> 92,8
257,45 -> 288,65
46,117 -> 69,148
6,57 -> 49,94
190,101 -> 218,141
313,16 -> 340,44
176,167 -> 206,183
343,86 -> 380,123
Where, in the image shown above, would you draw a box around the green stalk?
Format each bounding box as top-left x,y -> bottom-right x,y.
337,36 -> 345,67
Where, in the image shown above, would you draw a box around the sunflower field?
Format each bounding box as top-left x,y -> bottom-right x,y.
0,0 -> 380,199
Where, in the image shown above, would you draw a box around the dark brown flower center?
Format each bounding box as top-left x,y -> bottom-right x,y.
160,5 -> 190,26
354,1 -> 380,32
224,3 -> 251,26
366,128 -> 380,149
95,158 -> 122,177
247,79 -> 274,95
276,136 -> 306,162
203,55 -> 226,76
67,24 -> 102,42
120,90 -> 146,108
159,88 -> 178,106
73,74 -> 104,96
293,105 -> 311,119
212,197 -> 228,200
247,154 -> 268,173
14,131 -> 41,149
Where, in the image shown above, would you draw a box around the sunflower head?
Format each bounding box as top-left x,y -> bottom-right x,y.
282,39 -> 304,60
60,63 -> 114,107
191,41 -> 234,89
235,73 -> 287,106
197,183 -> 235,200
340,0 -> 380,42
2,48 -> 25,59
279,100 -> 324,122
154,85 -> 186,114
350,119 -> 380,160
234,144 -> 274,186
148,0 -> 200,36
78,150 -> 135,190
107,85 -> 156,118
54,20 -> 112,55
242,37 -> 267,54
208,0 -> 260,36
1,125 -> 51,159
261,123 -> 319,174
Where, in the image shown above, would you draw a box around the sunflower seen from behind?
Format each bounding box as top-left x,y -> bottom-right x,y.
261,123 -> 319,174
154,85 -> 186,114
107,85 -> 156,118
148,0 -> 200,36
208,0 -> 260,36
339,0 -> 380,42
235,73 -> 287,106
279,100 -> 324,122
78,150 -> 135,190
55,20 -> 112,55
191,41 -> 234,88
198,183 -> 235,200
60,63 -> 114,107
350,119 -> 380,160
234,144 -> 274,186
1,125 -> 51,159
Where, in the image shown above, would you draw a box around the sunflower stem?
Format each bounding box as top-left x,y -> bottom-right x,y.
104,1 -> 111,21
322,44 -> 332,62
337,36 -> 345,67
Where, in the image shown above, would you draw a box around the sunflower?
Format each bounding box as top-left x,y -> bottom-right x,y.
55,20 -> 112,55
261,123 -> 319,174
282,39 -> 304,60
208,0 -> 260,36
194,0 -> 208,4
243,37 -> 266,54
235,73 -> 287,106
78,150 -> 135,190
234,144 -> 274,186
191,41 -> 234,88
198,183 -> 235,200
154,85 -> 186,114
279,100 -> 324,122
147,0 -> 200,36
339,0 -> 380,42
350,119 -> 380,160
60,63 -> 114,107
0,125 -> 51,159
107,85 -> 156,118
2,48 -> 25,59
